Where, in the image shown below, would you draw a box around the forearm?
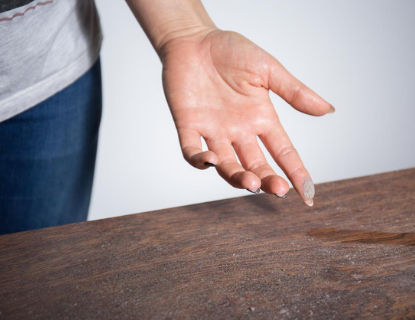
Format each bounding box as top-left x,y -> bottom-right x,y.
126,0 -> 217,56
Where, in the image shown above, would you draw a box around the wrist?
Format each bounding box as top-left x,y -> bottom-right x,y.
126,0 -> 217,58
156,24 -> 217,59
155,22 -> 216,57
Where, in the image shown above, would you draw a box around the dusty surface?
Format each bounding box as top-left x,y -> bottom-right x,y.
0,168 -> 414,319
303,177 -> 315,199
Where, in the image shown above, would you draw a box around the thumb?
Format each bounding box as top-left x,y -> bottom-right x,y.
267,58 -> 335,116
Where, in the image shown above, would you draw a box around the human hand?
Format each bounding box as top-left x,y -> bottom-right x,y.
160,29 -> 334,206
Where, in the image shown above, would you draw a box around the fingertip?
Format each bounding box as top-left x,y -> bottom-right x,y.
261,175 -> 289,196
239,171 -> 261,192
273,176 -> 290,197
202,151 -> 219,168
303,177 -> 315,199
304,199 -> 314,207
293,87 -> 334,117
302,177 -> 315,206
189,151 -> 219,170
316,104 -> 335,117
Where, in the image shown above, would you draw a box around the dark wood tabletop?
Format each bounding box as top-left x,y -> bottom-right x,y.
1,169 -> 415,319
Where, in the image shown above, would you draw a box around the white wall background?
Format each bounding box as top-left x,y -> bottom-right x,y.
88,0 -> 415,221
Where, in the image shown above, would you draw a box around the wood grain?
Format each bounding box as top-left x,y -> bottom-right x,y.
0,168 -> 415,319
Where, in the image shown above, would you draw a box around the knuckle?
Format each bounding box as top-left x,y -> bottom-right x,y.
290,85 -> 304,105
289,166 -> 307,177
277,146 -> 297,158
248,160 -> 268,172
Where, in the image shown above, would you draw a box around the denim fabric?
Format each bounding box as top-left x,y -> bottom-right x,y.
0,58 -> 102,235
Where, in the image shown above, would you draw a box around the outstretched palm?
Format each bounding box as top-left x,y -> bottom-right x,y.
160,29 -> 333,206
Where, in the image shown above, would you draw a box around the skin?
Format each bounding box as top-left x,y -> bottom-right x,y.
126,0 -> 335,206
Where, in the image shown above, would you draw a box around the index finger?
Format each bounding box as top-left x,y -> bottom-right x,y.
259,122 -> 315,206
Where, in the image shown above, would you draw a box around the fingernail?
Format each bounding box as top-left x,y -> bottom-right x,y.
304,199 -> 314,207
204,162 -> 216,167
275,192 -> 288,198
328,105 -> 336,114
303,178 -> 315,199
303,178 -> 315,207
246,188 -> 260,194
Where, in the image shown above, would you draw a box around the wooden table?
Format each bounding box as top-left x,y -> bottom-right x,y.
1,169 -> 414,319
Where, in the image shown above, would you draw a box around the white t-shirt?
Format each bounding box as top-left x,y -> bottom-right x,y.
0,0 -> 102,123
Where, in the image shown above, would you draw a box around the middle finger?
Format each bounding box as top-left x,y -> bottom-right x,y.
232,137 -> 289,197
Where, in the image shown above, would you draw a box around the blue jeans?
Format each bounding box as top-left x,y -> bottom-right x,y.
0,59 -> 102,235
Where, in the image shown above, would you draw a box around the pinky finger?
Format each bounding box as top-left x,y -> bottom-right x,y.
177,128 -> 219,169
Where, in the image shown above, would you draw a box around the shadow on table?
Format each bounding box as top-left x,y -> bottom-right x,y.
307,228 -> 415,247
